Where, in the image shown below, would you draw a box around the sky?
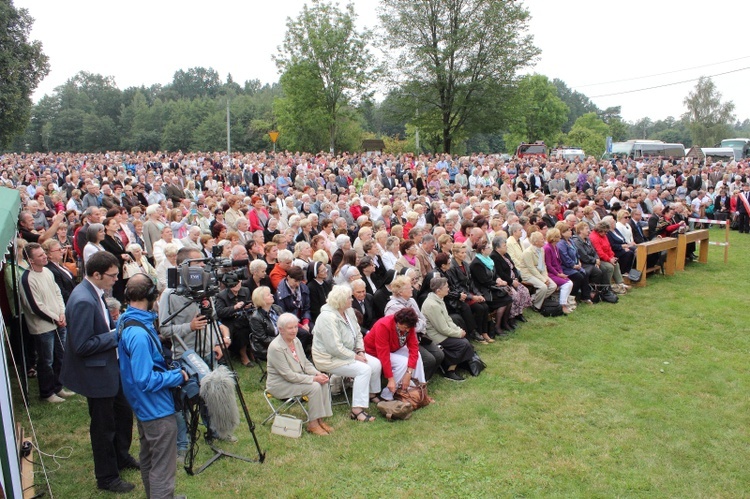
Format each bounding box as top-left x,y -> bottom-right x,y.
14,0 -> 750,125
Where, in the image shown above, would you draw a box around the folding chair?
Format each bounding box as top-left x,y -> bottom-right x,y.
326,374 -> 351,408
261,389 -> 310,426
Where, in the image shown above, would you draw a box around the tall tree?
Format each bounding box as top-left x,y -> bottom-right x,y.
683,76 -> 735,147
504,74 -> 568,153
0,0 -> 49,147
552,79 -> 600,133
275,0 -> 374,153
379,0 -> 539,153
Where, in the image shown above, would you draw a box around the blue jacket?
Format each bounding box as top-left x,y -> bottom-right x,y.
118,306 -> 184,422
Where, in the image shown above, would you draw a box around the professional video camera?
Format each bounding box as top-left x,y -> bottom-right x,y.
166,246 -> 249,304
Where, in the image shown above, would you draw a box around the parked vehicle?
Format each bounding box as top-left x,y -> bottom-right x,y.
701,147 -> 737,163
719,138 -> 750,160
515,141 -> 547,160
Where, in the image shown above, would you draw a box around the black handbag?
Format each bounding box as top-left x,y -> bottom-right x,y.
627,268 -> 642,282
467,353 -> 486,377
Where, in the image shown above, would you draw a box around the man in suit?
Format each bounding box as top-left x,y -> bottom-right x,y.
61,251 -> 139,493
351,280 -> 376,333
629,210 -> 647,244
380,168 -> 397,190
686,168 -> 702,193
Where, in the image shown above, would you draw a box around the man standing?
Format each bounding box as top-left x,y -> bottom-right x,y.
19,243 -> 70,403
61,251 -> 139,493
118,274 -> 187,499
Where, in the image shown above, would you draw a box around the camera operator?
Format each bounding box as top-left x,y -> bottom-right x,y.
215,273 -> 255,368
158,247 -> 234,454
118,274 -> 187,499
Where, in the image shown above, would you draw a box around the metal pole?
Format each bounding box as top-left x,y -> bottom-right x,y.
226,99 -> 231,161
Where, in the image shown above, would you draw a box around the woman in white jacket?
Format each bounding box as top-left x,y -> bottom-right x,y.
312,285 -> 382,422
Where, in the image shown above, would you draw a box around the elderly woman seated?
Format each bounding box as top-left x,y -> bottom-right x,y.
312,285 -> 382,422
604,214 -> 636,274
588,220 -> 629,294
421,277 -> 475,382
275,266 -> 313,351
517,232 -> 558,312
384,274 -> 444,381
266,313 -> 333,436
543,228 -> 575,314
363,308 -> 426,401
249,286 -> 282,360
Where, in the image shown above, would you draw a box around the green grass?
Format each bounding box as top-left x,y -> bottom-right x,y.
14,226 -> 750,498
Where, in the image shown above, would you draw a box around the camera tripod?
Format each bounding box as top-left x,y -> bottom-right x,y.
162,297 -> 266,475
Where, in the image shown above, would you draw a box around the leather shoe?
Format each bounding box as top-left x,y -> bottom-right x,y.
307,425 -> 330,436
120,457 -> 140,471
98,479 -> 135,493
319,421 -> 334,433
516,315 -> 528,323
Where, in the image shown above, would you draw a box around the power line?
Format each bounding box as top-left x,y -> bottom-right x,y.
588,66 -> 750,99
573,55 -> 750,88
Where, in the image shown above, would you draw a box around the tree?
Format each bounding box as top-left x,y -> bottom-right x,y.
165,67 -> 222,101
566,112 -> 609,159
275,0 -> 375,153
553,79 -> 599,133
0,0 -> 49,147
683,76 -> 735,147
379,0 -> 539,153
504,74 -> 568,153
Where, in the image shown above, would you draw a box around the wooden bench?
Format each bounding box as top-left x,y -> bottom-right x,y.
632,237 -> 677,288
676,229 -> 709,271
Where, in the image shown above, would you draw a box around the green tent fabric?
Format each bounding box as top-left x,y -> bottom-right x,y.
0,187 -> 21,263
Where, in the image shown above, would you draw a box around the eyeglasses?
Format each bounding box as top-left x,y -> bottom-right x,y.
103,272 -> 119,279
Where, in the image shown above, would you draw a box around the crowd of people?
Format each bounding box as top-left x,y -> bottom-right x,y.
5,148 -> 748,494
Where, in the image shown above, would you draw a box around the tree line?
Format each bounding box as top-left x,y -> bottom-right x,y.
3,0 -> 749,156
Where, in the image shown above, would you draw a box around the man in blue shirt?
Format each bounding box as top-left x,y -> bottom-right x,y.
118,274 -> 187,499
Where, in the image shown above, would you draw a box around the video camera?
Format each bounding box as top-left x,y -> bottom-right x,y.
167,246 -> 249,303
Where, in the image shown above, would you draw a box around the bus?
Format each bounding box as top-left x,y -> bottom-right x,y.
701,147 -> 737,163
603,140 -> 685,161
719,138 -> 750,160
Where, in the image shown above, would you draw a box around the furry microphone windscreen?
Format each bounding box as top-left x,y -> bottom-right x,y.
200,366 -> 240,439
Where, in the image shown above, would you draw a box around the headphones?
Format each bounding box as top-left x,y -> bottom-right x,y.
124,273 -> 158,303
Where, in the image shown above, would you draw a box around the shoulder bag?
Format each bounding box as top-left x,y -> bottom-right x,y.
271,414 -> 303,438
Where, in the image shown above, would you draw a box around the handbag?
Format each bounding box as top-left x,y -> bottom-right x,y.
394,380 -> 432,410
627,268 -> 642,282
123,261 -> 142,280
467,352 -> 486,377
62,248 -> 78,278
271,414 -> 303,438
376,400 -> 414,421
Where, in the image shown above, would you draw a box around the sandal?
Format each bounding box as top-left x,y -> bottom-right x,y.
369,395 -> 385,404
350,408 -> 376,422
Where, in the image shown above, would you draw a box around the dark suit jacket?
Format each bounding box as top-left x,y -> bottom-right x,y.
46,262 -> 76,304
372,287 -> 392,320
352,294 -> 376,333
629,220 -> 647,244
61,279 -> 119,398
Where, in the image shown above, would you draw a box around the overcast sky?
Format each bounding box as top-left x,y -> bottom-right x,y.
15,0 -> 750,125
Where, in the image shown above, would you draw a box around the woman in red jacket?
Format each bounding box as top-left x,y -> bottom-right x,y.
248,195 -> 270,232
363,308 -> 425,401
589,221 -> 628,294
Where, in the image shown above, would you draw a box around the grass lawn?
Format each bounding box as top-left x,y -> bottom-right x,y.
14,227 -> 750,498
